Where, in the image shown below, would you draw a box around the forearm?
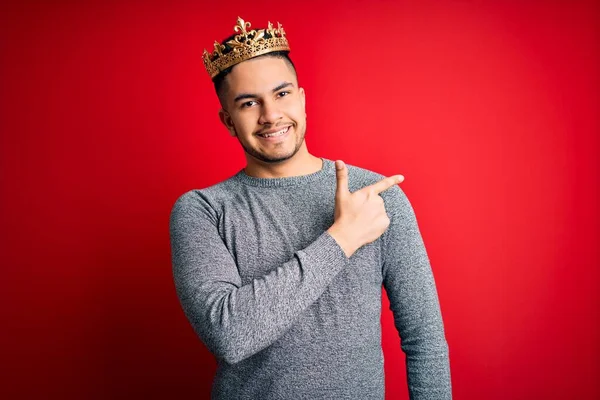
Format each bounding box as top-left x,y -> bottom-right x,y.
401,296 -> 451,400
405,347 -> 451,400
170,196 -> 348,364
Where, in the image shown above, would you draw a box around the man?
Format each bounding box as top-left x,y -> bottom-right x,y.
170,17 -> 451,399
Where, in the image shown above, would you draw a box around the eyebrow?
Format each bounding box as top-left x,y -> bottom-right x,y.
233,81 -> 295,103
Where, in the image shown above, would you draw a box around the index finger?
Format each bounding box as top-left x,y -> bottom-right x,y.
364,175 -> 404,195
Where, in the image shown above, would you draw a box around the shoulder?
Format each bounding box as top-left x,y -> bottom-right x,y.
344,162 -> 384,188
170,174 -> 241,223
343,160 -> 413,218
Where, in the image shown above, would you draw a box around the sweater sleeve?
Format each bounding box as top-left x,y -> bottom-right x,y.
169,191 -> 349,365
381,186 -> 452,399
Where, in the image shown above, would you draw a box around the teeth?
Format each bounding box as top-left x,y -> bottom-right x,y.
261,127 -> 288,138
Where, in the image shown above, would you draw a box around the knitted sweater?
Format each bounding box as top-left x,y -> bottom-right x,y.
169,158 -> 451,399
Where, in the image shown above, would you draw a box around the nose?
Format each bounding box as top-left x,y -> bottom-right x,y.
258,98 -> 283,125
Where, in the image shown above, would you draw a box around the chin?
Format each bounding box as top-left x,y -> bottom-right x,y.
258,152 -> 296,164
242,135 -> 304,164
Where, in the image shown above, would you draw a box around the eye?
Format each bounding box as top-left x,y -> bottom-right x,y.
241,100 -> 257,108
277,91 -> 290,98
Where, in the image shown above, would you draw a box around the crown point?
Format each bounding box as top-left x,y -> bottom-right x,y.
235,17 -> 250,34
213,41 -> 224,56
277,22 -> 286,37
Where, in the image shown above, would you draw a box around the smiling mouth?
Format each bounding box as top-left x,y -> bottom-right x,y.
257,126 -> 291,138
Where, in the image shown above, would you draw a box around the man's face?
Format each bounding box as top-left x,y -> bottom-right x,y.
219,56 -> 306,164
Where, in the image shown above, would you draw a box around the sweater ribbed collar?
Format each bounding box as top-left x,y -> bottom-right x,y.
234,158 -> 333,188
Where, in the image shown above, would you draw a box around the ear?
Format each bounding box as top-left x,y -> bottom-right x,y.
218,108 -> 237,137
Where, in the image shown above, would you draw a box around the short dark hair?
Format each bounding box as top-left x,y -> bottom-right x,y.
210,32 -> 298,107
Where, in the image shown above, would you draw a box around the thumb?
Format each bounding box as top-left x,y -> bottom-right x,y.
334,160 -> 349,199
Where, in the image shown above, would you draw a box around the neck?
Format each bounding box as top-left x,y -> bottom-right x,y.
243,145 -> 322,179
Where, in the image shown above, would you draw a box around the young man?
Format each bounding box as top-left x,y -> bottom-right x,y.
170,17 -> 451,399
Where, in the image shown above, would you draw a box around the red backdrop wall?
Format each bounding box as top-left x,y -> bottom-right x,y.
1,1 -> 598,399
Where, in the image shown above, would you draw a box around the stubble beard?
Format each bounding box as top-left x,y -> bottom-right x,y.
239,124 -> 306,164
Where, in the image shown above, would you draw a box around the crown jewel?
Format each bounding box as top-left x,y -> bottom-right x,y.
203,17 -> 290,79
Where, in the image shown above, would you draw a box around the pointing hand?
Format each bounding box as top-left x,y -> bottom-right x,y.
328,160 -> 404,258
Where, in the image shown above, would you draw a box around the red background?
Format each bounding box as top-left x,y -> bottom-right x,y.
1,1 -> 599,399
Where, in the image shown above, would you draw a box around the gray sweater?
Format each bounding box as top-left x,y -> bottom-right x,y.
169,158 -> 451,399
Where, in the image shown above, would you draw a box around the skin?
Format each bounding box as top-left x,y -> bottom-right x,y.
216,55 -> 404,257
218,56 -> 322,178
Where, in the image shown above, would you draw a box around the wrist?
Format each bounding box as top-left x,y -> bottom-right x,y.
327,224 -> 358,258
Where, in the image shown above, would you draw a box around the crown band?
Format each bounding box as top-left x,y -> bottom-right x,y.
202,17 -> 290,79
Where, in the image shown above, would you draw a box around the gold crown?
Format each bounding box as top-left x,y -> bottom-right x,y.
202,17 -> 290,79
